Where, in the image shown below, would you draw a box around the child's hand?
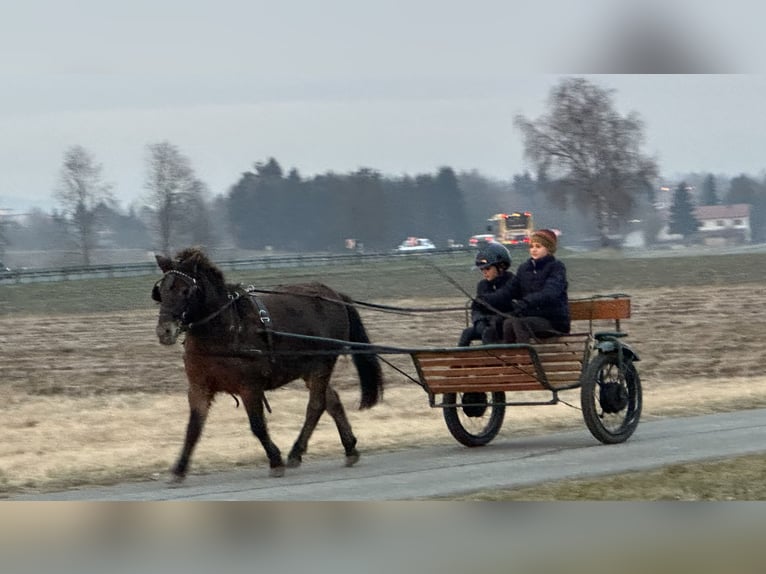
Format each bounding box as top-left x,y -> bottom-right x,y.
511,299 -> 528,316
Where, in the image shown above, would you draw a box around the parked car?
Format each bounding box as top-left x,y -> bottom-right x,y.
396,237 -> 436,252
468,234 -> 496,247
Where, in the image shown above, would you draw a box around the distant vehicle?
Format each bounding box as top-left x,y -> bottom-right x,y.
0,261 -> 13,277
396,237 -> 436,252
488,211 -> 535,247
468,234 -> 496,247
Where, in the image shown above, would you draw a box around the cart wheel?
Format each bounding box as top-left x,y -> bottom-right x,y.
442,391 -> 506,447
580,352 -> 642,444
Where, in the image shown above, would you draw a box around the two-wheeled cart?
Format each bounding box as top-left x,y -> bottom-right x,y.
407,295 -> 641,446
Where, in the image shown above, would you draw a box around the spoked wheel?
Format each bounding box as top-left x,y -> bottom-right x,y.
442,391 -> 506,447
580,352 -> 642,444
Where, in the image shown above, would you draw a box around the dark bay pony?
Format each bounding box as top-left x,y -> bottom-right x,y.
152,247 -> 384,481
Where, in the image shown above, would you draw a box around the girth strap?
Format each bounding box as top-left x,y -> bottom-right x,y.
248,290 -> 275,362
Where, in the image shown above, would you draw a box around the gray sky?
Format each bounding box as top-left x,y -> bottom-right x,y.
1,0 -> 764,211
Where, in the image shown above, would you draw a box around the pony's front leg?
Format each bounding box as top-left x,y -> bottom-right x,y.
241,388 -> 285,477
171,385 -> 212,483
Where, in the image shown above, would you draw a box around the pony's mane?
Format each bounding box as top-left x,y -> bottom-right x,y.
173,247 -> 225,286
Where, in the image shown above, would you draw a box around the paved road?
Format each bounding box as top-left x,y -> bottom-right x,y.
11,409 -> 766,500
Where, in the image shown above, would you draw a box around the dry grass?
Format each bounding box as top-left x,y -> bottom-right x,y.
2,280 -> 766,497
457,451 -> 766,501
3,378 -> 766,496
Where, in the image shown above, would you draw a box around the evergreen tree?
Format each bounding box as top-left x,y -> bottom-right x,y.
726,174 -> 766,242
700,174 -> 719,205
668,181 -> 699,238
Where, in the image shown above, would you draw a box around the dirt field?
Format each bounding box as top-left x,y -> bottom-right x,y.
2,276 -> 766,495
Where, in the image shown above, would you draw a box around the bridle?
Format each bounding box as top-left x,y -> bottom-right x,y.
153,269 -> 237,331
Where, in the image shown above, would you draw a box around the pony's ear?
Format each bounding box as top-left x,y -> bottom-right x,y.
156,254 -> 173,272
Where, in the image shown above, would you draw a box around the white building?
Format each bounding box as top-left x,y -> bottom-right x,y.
693,204 -> 751,245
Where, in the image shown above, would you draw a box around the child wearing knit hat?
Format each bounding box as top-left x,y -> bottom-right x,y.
529,229 -> 558,255
473,229 -> 570,343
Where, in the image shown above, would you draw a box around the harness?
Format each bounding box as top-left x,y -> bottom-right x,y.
245,285 -> 275,360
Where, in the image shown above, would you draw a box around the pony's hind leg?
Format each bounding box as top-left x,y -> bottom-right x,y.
241,388 -> 285,477
287,375 -> 330,468
287,379 -> 359,468
325,384 -> 360,466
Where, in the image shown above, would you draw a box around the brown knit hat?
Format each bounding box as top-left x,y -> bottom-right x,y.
530,229 -> 558,254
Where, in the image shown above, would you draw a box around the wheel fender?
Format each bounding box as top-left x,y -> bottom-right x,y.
596,340 -> 640,362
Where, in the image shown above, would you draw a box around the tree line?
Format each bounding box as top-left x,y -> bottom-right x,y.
3,77 -> 766,266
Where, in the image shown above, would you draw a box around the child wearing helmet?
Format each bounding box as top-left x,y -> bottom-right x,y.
458,242 -> 514,346
474,229 -> 570,343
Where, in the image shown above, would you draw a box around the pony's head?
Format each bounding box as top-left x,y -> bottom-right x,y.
152,247 -> 224,345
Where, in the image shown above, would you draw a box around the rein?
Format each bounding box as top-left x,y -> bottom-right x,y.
244,287 -> 465,315
419,257 -> 514,319
182,291 -> 241,332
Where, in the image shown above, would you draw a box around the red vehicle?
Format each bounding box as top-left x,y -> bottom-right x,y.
468,234 -> 496,247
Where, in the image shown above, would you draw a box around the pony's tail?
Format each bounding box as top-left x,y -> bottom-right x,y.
343,295 -> 384,409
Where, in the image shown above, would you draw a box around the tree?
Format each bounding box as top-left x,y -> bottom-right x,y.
726,174 -> 766,242
182,178 -> 215,247
511,171 -> 538,212
700,174 -> 720,205
0,216 -> 7,261
668,181 -> 699,238
725,174 -> 759,205
53,145 -> 114,265
92,203 -> 151,248
5,208 -> 68,251
226,158 -> 289,249
144,141 -> 199,255
514,77 -> 658,246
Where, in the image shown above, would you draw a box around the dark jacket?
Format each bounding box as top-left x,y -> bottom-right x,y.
476,255 -> 570,333
470,270 -> 513,324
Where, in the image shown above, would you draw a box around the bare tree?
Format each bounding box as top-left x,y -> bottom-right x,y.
53,145 -> 114,265
144,141 -> 198,255
514,77 -> 658,245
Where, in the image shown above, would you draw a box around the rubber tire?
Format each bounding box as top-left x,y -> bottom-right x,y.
580,352 -> 642,444
442,391 -> 506,447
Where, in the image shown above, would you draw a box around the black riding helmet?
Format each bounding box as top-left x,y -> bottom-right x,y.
474,242 -> 511,271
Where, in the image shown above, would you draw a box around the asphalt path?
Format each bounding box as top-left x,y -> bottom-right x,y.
10,408 -> 766,500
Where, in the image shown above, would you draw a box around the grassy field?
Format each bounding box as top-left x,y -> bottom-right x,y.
3,249 -> 766,315
2,248 -> 766,498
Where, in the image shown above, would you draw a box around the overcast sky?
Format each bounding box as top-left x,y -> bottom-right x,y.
1,0 -> 764,211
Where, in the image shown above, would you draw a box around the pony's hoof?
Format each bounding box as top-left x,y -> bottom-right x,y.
167,474 -> 186,487
286,456 -> 302,468
345,452 -> 360,467
269,465 -> 286,478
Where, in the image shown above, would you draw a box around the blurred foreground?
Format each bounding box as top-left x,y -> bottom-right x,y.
1,502 -> 764,574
